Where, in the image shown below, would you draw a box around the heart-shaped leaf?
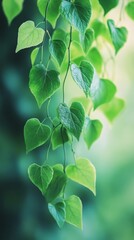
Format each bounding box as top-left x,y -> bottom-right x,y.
29,64 -> 60,108
48,201 -> 66,228
99,0 -> 119,15
51,125 -> 70,150
58,102 -> 85,140
66,158 -> 96,195
60,0 -> 92,33
2,0 -> 24,24
28,163 -> 53,194
16,21 -> 44,52
71,60 -> 94,97
80,28 -> 94,53
65,195 -> 83,229
107,19 -> 128,54
49,39 -> 66,65
87,47 -> 103,74
125,2 -> 134,20
83,117 -> 103,149
24,118 -> 51,153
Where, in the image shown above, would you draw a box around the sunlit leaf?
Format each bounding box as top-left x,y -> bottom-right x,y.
2,0 -> 24,24
48,201 -> 66,228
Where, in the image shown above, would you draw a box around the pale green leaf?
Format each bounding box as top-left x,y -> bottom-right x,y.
87,47 -> 103,74
16,21 -> 44,53
125,2 -> 134,20
2,0 -> 24,24
30,47 -> 40,65
24,118 -> 51,153
48,201 -> 66,228
66,158 -> 96,195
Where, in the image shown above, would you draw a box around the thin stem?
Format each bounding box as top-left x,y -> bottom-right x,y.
71,137 -> 76,164
119,0 -> 125,23
63,25 -> 72,103
61,126 -> 67,172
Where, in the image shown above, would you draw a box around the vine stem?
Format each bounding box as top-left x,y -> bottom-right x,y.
119,0 -> 125,23
61,126 -> 67,172
63,25 -> 72,103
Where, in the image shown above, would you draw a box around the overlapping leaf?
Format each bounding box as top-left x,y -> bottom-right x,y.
48,201 -> 66,228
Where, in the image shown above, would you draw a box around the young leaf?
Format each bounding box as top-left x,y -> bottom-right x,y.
28,164 -> 53,194
83,117 -> 103,149
91,19 -> 111,42
58,102 -> 85,140
125,2 -> 134,20
71,60 -> 94,97
29,64 -> 60,108
101,97 -> 125,122
99,0 -> 119,15
2,0 -> 24,24
60,0 -> 92,33
45,169 -> 67,202
48,201 -> 66,228
24,118 -> 51,153
66,158 -> 96,195
49,39 -> 66,65
16,21 -> 44,53
65,195 -> 83,229
87,47 -> 103,74
80,28 -> 94,53
107,19 -> 128,54
51,125 -> 70,150
37,0 -> 61,28
90,73 -> 116,109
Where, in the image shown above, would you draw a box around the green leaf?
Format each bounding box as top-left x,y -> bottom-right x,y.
101,97 -> 125,122
90,73 -> 116,109
107,19 -> 128,54
37,0 -> 62,28
49,39 -> 66,65
24,118 -> 51,153
71,60 -> 94,97
51,125 -> 70,150
87,47 -> 103,74
45,168 -> 67,202
29,64 -> 60,108
65,195 -> 82,229
91,19 -> 111,42
70,96 -> 91,114
30,47 -> 40,65
60,0 -> 92,33
99,0 -> 119,15
125,1 -> 134,20
28,163 -> 53,194
58,102 -> 85,140
80,28 -> 94,53
66,158 -> 96,195
48,201 -> 66,228
52,28 -> 69,46
16,21 -> 44,53
83,117 -> 103,149
2,0 -> 24,24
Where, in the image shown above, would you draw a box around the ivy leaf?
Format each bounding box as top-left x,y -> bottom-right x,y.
24,118 -> 51,153
45,168 -> 67,202
70,96 -> 91,114
91,19 -> 111,43
58,102 -> 85,140
66,158 -> 96,195
30,47 -> 40,65
37,0 -> 62,28
71,61 -> 94,97
28,163 -> 53,194
2,0 -> 24,24
90,73 -> 116,109
87,47 -> 103,74
60,0 -> 92,33
51,125 -> 70,150
48,201 -> 66,228
107,19 -> 128,54
29,64 -> 60,108
83,117 -> 103,149
80,28 -> 94,53
101,97 -> 125,122
52,29 -> 69,46
65,195 -> 83,229
49,39 -> 66,65
99,0 -> 119,15
125,2 -> 134,20
16,21 -> 44,53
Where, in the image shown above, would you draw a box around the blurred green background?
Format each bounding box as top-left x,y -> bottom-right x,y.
0,1 -> 134,239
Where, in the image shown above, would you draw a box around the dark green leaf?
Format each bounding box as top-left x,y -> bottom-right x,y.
99,0 -> 119,15
65,195 -> 82,229
80,28 -> 94,53
52,28 -> 69,46
51,125 -> 70,150
70,96 -> 91,114
29,64 -> 60,108
58,102 -> 85,140
107,19 -> 128,54
60,0 -> 92,33
2,0 -> 24,24
83,117 -> 103,149
66,158 -> 96,195
87,47 -> 103,74
48,201 -> 66,228
28,163 -> 53,194
49,39 -> 66,65
24,118 -> 51,153
71,60 -> 94,97
125,2 -> 134,20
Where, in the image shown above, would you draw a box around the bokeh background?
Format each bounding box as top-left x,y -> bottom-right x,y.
0,1 -> 134,239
